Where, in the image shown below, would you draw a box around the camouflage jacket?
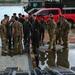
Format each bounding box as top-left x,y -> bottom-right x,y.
0,24 -> 6,38
61,21 -> 71,34
47,18 -> 57,35
13,21 -> 23,37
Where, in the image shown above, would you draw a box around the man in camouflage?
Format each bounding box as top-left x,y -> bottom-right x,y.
0,19 -> 7,55
61,16 -> 71,48
12,17 -> 23,54
18,19 -> 23,54
56,15 -> 62,44
46,14 -> 57,51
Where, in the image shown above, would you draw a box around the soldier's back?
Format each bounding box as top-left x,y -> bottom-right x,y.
62,21 -> 70,32
57,21 -> 61,28
18,22 -> 23,36
13,21 -> 20,36
50,21 -> 56,34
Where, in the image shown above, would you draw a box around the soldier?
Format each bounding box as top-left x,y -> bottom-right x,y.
56,15 -> 62,44
61,16 -> 71,48
31,15 -> 40,67
7,21 -> 13,50
13,13 -> 18,18
18,20 -> 23,54
10,16 -> 16,48
28,13 -> 33,24
4,14 -> 8,19
10,16 -> 15,23
22,15 -> 25,22
28,13 -> 34,44
5,15 -> 10,50
12,17 -> 23,54
0,19 -> 7,55
46,14 -> 57,51
32,15 -> 40,49
18,13 -> 25,24
39,16 -> 46,45
23,17 -> 32,53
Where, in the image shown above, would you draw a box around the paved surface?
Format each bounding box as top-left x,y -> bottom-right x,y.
0,47 -> 29,71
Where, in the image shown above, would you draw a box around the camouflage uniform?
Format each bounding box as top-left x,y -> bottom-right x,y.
61,21 -> 70,48
13,21 -> 23,54
18,22 -> 23,54
47,18 -> 57,51
56,20 -> 62,44
0,24 -> 7,54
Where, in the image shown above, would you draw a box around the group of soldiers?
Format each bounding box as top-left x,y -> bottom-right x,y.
0,12 -> 71,56
0,13 -> 24,55
0,13 -> 46,55
47,14 -> 71,51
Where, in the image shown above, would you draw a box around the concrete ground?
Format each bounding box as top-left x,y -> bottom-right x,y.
0,47 -> 29,71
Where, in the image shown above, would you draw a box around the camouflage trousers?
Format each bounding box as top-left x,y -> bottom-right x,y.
1,38 -> 7,53
61,34 -> 68,48
49,35 -> 56,51
13,36 -> 22,54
